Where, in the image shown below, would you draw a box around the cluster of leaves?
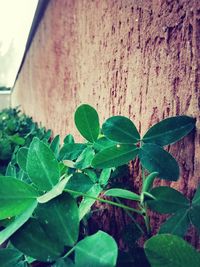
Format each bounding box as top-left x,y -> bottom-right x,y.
0,107 -> 50,174
0,86 -> 10,91
0,104 -> 199,267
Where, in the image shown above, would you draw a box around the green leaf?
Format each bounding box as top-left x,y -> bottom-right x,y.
189,206 -> 200,233
142,116 -> 196,146
139,143 -> 179,181
59,143 -> 86,161
79,184 -> 102,220
53,258 -> 75,267
142,172 -> 159,193
36,193 -> 79,247
102,116 -> 140,143
75,231 -> 118,267
11,218 -> 63,262
104,188 -> 140,202
0,248 -> 23,267
9,134 -> 25,146
92,144 -> 139,169
99,168 -> 112,186
144,234 -> 200,267
0,201 -> 37,245
50,135 -> 60,158
192,185 -> 200,205
65,173 -> 94,197
0,176 -> 38,220
147,186 -> 190,214
75,147 -> 95,169
17,147 -> 28,173
93,137 -> 117,152
6,163 -> 16,177
159,209 -> 190,237
27,137 -> 60,191
74,104 -> 100,142
64,134 -> 75,144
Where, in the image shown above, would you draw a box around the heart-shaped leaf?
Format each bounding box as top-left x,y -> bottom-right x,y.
27,137 -> 60,191
0,176 -> 38,220
92,144 -> 139,169
74,104 -> 100,142
144,234 -> 200,267
143,116 -> 196,146
102,116 -> 140,143
147,186 -> 190,214
139,143 -> 179,181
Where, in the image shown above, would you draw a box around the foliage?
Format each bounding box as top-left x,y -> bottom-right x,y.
0,104 -> 198,267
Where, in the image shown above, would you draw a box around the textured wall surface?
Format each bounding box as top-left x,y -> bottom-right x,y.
0,92 -> 10,109
12,0 -> 200,245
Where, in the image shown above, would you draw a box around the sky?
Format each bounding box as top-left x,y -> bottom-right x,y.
0,0 -> 38,87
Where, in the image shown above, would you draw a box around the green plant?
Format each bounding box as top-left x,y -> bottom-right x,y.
0,104 -> 198,267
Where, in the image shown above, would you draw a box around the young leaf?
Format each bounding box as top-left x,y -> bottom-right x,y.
144,234 -> 200,267
6,163 -> 16,177
50,135 -> 60,158
93,137 -> 117,152
0,201 -> 37,245
102,116 -> 140,143
104,188 -> 140,202
0,176 -> 38,220
99,168 -> 112,186
59,143 -> 86,161
79,184 -> 102,220
64,134 -> 75,144
0,248 -> 23,267
139,143 -> 179,181
17,147 -> 28,173
11,218 -> 63,262
35,193 -> 79,247
74,104 -> 100,142
27,137 -> 60,191
92,144 -> 139,169
159,209 -> 190,237
75,231 -> 118,267
142,116 -> 196,146
147,186 -> 190,214
142,172 -> 159,193
75,147 -> 95,169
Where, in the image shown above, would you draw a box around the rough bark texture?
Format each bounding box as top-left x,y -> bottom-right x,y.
12,0 -> 200,246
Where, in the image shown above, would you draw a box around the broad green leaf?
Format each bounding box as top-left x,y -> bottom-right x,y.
27,137 -> 60,191
75,231 -> 118,267
139,143 -> 179,181
6,163 -> 16,177
189,205 -> 200,233
11,218 -> 63,262
159,209 -> 190,237
17,147 -> 28,173
0,248 -> 23,267
104,188 -> 140,202
99,168 -> 112,186
75,147 -> 95,169
144,234 -> 200,267
0,201 -> 37,245
37,175 -> 72,203
147,186 -> 190,214
79,184 -> 102,220
142,172 -> 159,193
0,176 -> 38,220
102,116 -> 140,143
143,116 -> 196,146
65,173 -> 94,196
36,193 -> 79,247
74,104 -> 100,142
50,135 -> 60,158
92,144 -> 139,169
192,185 -> 200,205
84,169 -> 98,183
59,143 -> 86,161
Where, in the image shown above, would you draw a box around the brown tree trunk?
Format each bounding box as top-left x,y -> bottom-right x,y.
12,0 -> 200,247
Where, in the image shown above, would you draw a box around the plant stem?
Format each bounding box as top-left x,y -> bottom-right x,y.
63,246 -> 75,259
115,197 -> 145,235
64,188 -> 144,215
